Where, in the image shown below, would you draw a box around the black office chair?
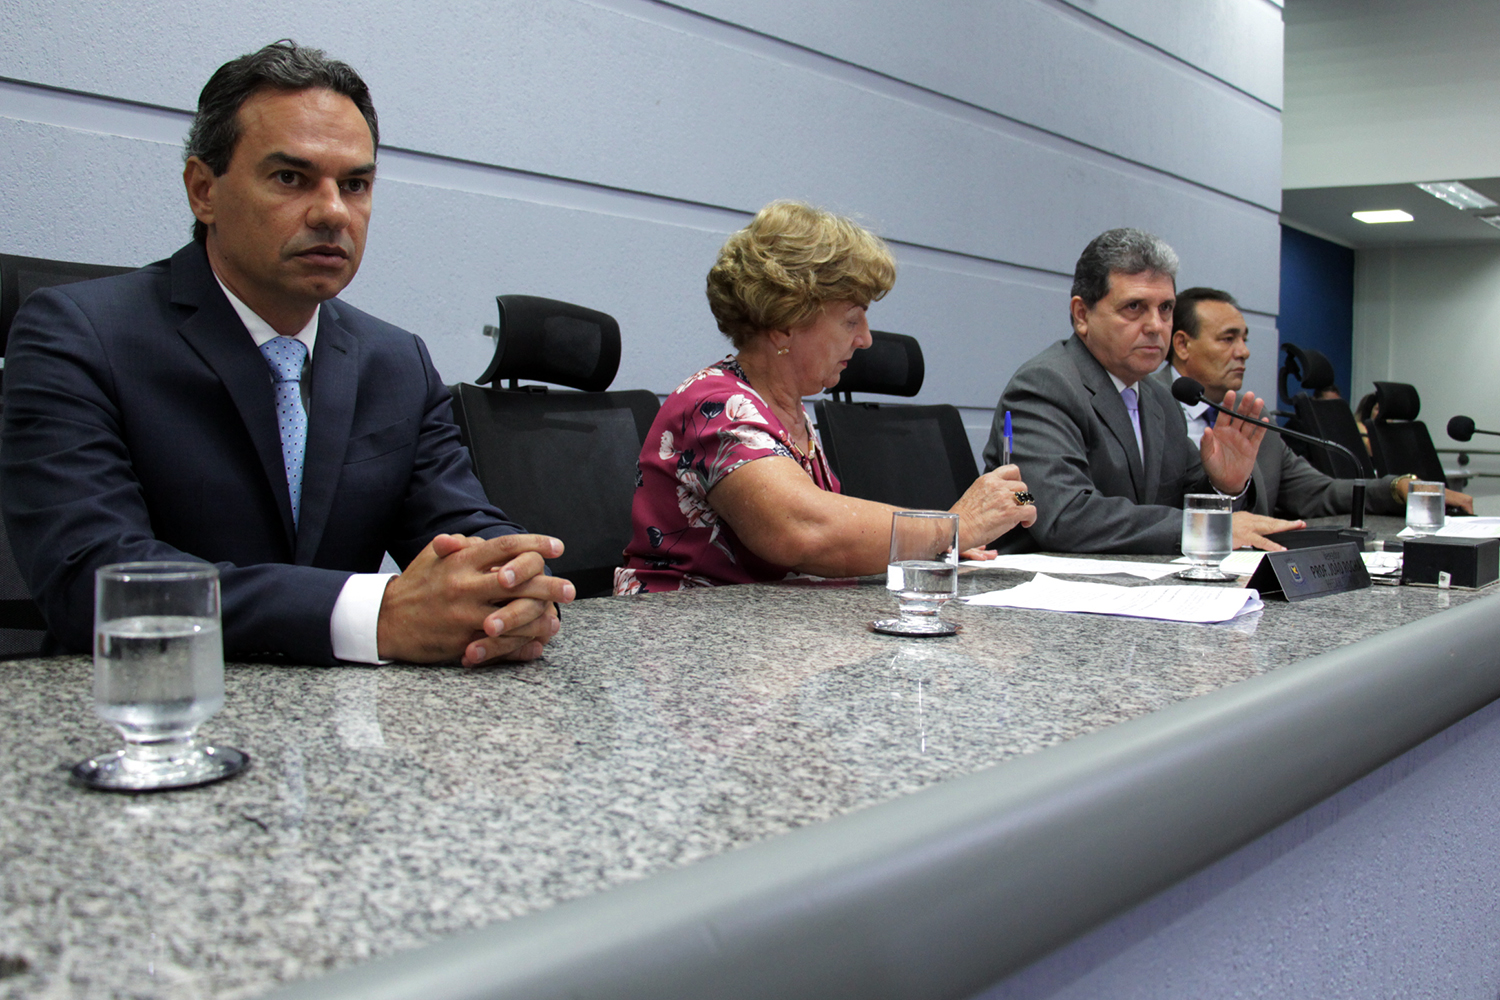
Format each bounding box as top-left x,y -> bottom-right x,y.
1277,343 -> 1373,479
2,253 -> 137,367
0,253 -> 135,656
448,295 -> 660,599
813,331 -> 978,511
1367,381 -> 1447,484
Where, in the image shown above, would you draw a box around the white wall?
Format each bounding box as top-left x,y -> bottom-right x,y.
1284,0 -> 1500,190
0,0 -> 1284,463
1353,243 -> 1500,483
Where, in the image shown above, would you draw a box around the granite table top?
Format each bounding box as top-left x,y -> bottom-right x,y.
1,517 -> 1490,998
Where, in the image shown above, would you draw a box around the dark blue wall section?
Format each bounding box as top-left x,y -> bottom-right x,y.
1278,225 -> 1356,403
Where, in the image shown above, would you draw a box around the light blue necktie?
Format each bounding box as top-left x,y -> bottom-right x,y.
1120,385 -> 1144,461
260,336 -> 309,529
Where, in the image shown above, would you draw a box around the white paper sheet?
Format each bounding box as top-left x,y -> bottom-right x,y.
959,554 -> 1180,580
964,573 -> 1263,624
1397,516 -> 1500,540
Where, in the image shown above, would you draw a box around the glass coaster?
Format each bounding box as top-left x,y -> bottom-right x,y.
871,618 -> 959,637
72,743 -> 249,793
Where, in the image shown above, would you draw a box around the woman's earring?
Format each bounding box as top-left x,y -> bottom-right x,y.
777,347 -> 790,356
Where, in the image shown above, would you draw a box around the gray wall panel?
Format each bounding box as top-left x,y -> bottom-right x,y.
1057,0 -> 1284,107
668,0 -> 1283,210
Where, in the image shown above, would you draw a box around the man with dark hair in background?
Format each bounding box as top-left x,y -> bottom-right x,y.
982,228 -> 1302,553
2,40 -> 574,665
1157,286 -> 1471,518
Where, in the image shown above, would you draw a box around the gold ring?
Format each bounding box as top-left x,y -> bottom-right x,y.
1014,491 -> 1034,506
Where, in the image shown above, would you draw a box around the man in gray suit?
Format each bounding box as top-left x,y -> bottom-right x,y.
982,229 -> 1300,554
1159,287 -> 1472,518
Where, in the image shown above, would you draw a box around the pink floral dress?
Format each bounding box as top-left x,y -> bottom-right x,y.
614,357 -> 840,594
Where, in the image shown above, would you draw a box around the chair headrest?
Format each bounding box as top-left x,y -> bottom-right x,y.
828,330 -> 924,397
477,295 -> 621,391
1373,381 -> 1421,422
1278,342 -> 1335,401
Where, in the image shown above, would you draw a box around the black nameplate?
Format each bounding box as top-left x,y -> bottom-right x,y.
1246,541 -> 1371,602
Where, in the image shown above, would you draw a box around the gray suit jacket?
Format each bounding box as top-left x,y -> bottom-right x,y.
982,335 -> 1213,554
1147,366 -> 1402,519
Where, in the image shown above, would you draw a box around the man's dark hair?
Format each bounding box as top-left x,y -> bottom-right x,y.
1168,286 -> 1239,364
185,40 -> 379,242
1070,228 -> 1179,310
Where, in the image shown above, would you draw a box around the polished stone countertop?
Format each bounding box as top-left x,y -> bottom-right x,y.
1,517 -> 1490,998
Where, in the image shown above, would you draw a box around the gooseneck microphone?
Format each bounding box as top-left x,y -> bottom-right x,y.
1447,415 -> 1500,442
1172,376 -> 1369,529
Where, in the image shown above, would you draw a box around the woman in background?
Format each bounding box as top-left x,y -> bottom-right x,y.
615,200 -> 1036,595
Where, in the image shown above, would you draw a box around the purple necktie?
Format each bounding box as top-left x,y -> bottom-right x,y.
1120,386 -> 1144,460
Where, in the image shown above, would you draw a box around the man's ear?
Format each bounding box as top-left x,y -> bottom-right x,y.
1171,329 -> 1191,362
183,156 -> 216,229
1070,296 -> 1089,338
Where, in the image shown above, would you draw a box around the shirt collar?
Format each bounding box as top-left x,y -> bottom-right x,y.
1106,370 -> 1134,396
1169,363 -> 1212,418
212,271 -> 319,356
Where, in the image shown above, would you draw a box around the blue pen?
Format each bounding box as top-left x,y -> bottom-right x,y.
1002,410 -> 1013,467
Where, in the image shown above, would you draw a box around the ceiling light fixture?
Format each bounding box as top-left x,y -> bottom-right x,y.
1477,215 -> 1500,230
1352,209 -> 1415,224
1416,181 -> 1498,211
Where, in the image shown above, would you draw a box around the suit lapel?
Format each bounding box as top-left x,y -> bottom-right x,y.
169,245 -> 295,543
294,301 -> 359,564
1073,338 -> 1145,499
1139,382 -> 1165,502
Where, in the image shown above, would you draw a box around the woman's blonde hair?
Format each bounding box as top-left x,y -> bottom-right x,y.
706,200 -> 896,348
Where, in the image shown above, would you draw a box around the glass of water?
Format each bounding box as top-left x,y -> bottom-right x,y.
1405,480 -> 1445,536
873,511 -> 960,636
72,562 -> 248,792
1178,494 -> 1235,581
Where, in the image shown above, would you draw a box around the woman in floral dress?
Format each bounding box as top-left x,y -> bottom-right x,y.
614,201 -> 1037,595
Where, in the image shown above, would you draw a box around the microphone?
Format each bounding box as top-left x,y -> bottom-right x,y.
1447,415 -> 1500,442
1172,376 -> 1370,530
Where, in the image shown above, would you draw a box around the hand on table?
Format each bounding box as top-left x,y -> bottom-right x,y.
1232,511 -> 1304,552
1200,390 -> 1268,497
1392,478 -> 1475,515
377,533 -> 576,666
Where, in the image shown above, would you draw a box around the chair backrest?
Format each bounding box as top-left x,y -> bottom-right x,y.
477,295 -> 621,391
450,295 -> 659,598
814,331 -> 978,510
1368,381 -> 1447,484
833,330 -> 924,400
814,399 -> 978,510
2,253 -> 136,359
1287,394 -> 1375,479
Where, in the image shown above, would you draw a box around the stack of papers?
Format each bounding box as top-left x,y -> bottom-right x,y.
960,554 -> 1180,580
965,573 -> 1263,624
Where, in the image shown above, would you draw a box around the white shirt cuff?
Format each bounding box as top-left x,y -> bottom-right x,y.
330,572 -> 398,664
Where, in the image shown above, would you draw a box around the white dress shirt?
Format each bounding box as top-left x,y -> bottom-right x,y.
215,274 -> 394,664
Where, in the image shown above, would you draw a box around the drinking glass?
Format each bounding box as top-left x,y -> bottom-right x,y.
1405,480 -> 1445,536
1178,494 -> 1235,581
873,511 -> 960,636
72,562 -> 248,791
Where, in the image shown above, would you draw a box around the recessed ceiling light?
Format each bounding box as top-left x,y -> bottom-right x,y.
1477,214 -> 1500,230
1352,209 -> 1415,224
1416,181 -> 1498,211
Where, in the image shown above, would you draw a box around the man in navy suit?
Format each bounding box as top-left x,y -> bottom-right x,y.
1,41 -> 573,665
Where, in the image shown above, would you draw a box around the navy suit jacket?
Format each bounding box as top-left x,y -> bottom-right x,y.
1,242 -> 522,664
